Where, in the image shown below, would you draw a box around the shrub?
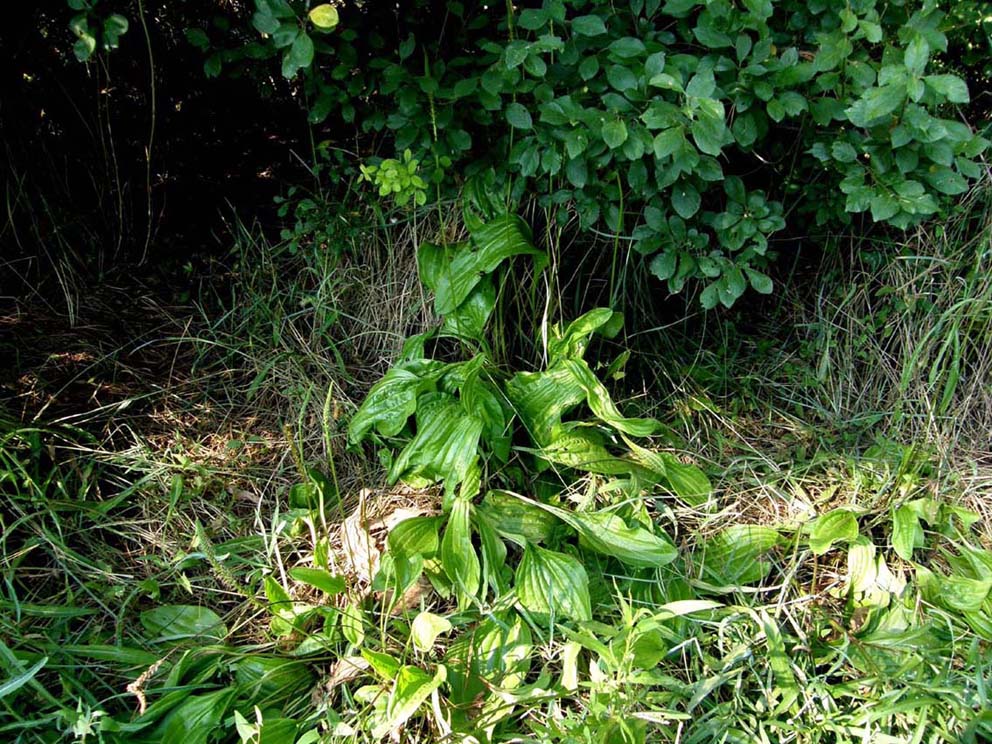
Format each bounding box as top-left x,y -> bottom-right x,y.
201,0 -> 989,306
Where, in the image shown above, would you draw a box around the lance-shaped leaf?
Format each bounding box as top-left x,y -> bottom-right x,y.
431,215 -> 546,315
442,497 -> 480,608
506,492 -> 677,567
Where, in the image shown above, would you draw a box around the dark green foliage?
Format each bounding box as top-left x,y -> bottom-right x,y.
201,0 -> 988,305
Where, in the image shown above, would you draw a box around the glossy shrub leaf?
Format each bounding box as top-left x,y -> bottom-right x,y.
442,496 -> 480,608
602,119 -> 629,149
308,4 -> 339,29
516,543 -> 591,623
572,15 -> 608,36
672,184 -> 701,219
140,605 -> 228,643
282,32 -> 314,79
925,74 -> 969,103
506,102 -> 534,130
102,14 -> 129,49
809,509 -> 859,555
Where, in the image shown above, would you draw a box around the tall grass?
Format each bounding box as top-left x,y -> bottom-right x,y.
793,180 -> 992,458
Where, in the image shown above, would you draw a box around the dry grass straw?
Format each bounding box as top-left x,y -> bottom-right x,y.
796,179 -> 992,460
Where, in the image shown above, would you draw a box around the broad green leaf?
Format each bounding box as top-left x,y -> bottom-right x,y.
160,688 -> 236,744
506,102 -> 534,130
936,576 -> 992,612
809,509 -> 859,555
373,665 -> 446,740
362,649 -> 400,679
288,567 -> 345,595
516,543 -> 591,623
477,490 -> 558,544
568,510 -> 677,566
60,645 -> 158,666
572,15 -> 607,36
562,358 -> 659,437
924,74 -> 969,103
506,492 -> 677,567
348,367 -> 421,442
845,84 -> 905,127
507,365 -> 586,446
233,657 -> 314,702
539,429 -> 632,474
388,394 -> 482,488
442,497 -> 480,608
624,436 -> 711,505
671,183 -> 701,219
701,525 -> 781,585
0,657 -> 46,701
341,601 -> 365,646
891,505 -> 923,561
308,4 -> 339,29
760,610 -> 799,711
602,119 -> 629,149
548,307 -> 618,363
282,32 -> 314,79
432,215 -> 544,315
140,605 -> 227,642
446,613 -> 532,704
411,611 -> 452,651
846,537 -> 877,594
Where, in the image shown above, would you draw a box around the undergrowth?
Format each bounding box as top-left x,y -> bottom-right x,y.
3,188 -> 992,743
